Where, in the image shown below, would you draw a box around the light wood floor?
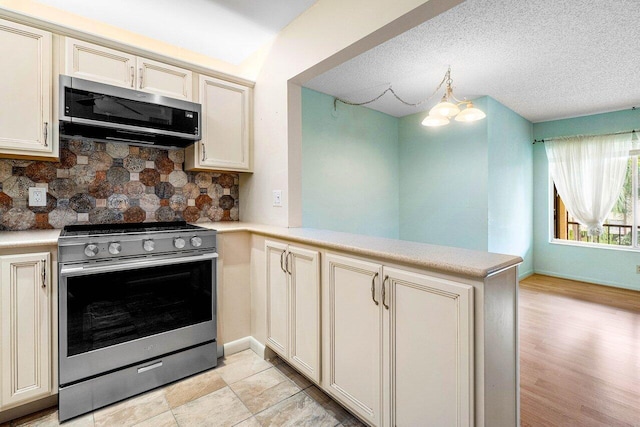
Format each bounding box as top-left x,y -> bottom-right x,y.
519,274 -> 640,427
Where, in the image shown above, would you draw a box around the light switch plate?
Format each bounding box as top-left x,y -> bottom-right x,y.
29,187 -> 47,207
273,190 -> 282,207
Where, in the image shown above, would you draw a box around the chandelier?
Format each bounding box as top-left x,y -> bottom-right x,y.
421,67 -> 486,126
333,67 -> 486,127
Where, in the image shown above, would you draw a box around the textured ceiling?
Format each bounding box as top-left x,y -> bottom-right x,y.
34,0 -> 317,65
304,0 -> 640,123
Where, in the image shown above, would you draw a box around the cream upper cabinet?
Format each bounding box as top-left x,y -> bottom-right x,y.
322,253 -> 383,426
65,37 -> 135,88
382,267 -> 473,427
65,38 -> 192,100
185,75 -> 252,172
137,57 -> 192,100
0,19 -> 53,157
265,240 -> 320,382
0,252 -> 51,411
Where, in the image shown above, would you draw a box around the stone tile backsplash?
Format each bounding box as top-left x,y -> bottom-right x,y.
0,139 -> 239,231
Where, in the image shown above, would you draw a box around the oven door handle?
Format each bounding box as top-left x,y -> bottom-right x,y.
59,252 -> 218,277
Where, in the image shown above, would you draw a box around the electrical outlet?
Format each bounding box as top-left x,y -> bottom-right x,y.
29,187 -> 47,207
636,265 -> 640,274
273,190 -> 282,207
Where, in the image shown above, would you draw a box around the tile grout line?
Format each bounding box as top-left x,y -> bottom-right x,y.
226,382 -> 256,427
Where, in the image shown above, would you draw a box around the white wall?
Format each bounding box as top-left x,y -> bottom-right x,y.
239,0 -> 466,227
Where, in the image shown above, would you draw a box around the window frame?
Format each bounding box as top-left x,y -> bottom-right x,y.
548,150 -> 640,251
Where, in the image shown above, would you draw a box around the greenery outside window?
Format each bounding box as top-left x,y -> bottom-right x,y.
554,153 -> 639,247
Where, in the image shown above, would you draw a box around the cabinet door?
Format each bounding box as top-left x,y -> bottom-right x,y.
0,253 -> 51,410
0,19 -> 52,155
137,57 -> 192,100
265,240 -> 289,357
323,253 -> 383,426
383,267 -> 473,427
288,246 -> 320,383
189,75 -> 251,172
65,37 -> 136,88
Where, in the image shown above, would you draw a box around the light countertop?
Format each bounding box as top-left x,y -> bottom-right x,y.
0,222 -> 522,279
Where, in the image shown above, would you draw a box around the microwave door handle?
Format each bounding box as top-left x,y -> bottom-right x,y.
59,252 -> 218,277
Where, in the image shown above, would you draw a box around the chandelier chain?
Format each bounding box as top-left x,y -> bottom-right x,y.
333,71 -> 449,109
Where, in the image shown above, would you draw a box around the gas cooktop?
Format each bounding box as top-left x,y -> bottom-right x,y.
59,221 -> 205,237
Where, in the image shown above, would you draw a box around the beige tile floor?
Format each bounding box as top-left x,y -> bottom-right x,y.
2,350 -> 366,427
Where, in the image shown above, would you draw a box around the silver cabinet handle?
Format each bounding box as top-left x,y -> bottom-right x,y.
382,275 -> 389,310
286,252 -> 292,275
43,122 -> 48,147
279,250 -> 286,273
284,251 -> 290,275
371,272 -> 379,305
130,66 -> 134,88
41,259 -> 46,288
201,142 -> 206,161
139,67 -> 143,89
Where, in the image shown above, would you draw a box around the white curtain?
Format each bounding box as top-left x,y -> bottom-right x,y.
545,134 -> 632,236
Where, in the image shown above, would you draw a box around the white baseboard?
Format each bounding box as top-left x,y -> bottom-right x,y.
222,336 -> 266,358
249,336 -> 266,358
533,269 -> 640,291
518,269 -> 534,280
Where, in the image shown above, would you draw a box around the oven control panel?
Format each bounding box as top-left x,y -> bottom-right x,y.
59,230 -> 217,263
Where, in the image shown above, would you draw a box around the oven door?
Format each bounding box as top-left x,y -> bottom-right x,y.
59,252 -> 217,386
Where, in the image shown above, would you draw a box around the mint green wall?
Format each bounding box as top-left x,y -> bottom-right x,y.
533,109 -> 640,291
398,98 -> 489,251
487,98 -> 534,276
302,91 -> 533,277
301,88 -> 400,238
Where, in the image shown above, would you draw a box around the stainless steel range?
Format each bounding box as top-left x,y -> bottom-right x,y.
57,221 -> 217,421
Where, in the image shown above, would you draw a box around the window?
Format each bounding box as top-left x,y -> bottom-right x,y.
554,154 -> 639,248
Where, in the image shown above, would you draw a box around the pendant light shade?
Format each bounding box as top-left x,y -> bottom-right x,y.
429,97 -> 460,118
422,67 -> 485,127
454,102 -> 486,122
421,115 -> 449,127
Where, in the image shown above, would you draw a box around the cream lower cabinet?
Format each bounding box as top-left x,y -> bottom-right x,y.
0,253 -> 51,411
323,253 -> 473,427
265,240 -> 320,382
322,254 -> 383,426
383,266 -> 473,427
185,75 -> 251,172
0,19 -> 53,158
65,37 -> 192,100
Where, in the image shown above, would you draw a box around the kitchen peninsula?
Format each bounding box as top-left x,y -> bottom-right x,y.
0,222 -> 521,427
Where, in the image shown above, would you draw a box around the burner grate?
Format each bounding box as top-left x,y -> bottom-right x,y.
60,221 -> 204,237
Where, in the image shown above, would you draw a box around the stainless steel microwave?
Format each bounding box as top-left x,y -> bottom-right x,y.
59,75 -> 201,148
